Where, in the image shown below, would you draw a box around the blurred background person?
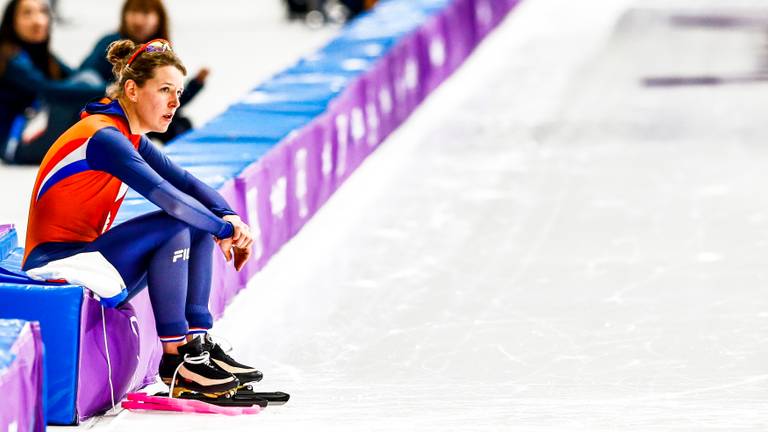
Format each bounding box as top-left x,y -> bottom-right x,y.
0,0 -> 104,165
283,0 -> 378,27
80,0 -> 208,144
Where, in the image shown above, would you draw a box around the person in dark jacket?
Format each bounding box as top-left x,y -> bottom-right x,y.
0,0 -> 104,164
80,0 -> 207,144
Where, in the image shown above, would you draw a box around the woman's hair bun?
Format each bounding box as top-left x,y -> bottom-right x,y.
107,39 -> 136,67
106,39 -> 137,82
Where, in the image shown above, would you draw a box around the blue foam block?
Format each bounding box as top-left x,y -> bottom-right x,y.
0,227 -> 17,261
165,141 -> 274,166
184,110 -> 316,142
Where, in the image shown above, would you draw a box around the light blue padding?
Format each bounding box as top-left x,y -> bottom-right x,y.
113,197 -> 161,225
0,230 -> 84,425
183,110 -> 316,142
231,94 -> 330,115
320,38 -> 395,60
338,7 -> 427,40
181,164 -> 242,190
0,318 -> 25,371
290,55 -> 376,75
233,73 -> 349,115
0,226 -> 17,261
165,141 -> 274,167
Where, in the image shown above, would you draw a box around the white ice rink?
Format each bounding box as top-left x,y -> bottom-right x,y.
17,0 -> 768,430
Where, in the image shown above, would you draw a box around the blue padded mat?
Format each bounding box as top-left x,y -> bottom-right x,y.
165,141 -> 275,165
0,227 -> 17,262
235,74 -> 348,115
183,110 -> 316,142
320,39 -> 393,59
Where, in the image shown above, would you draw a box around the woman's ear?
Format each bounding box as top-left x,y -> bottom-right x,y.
124,79 -> 138,102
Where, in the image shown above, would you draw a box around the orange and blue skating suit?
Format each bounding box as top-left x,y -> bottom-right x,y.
22,99 -> 234,339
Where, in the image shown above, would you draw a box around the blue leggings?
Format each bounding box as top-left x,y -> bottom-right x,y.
84,211 -> 215,341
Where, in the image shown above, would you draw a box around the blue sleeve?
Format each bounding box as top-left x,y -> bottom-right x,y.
180,76 -> 204,106
55,56 -> 74,78
86,127 -> 234,239
4,52 -> 105,102
137,136 -> 237,217
79,34 -> 118,82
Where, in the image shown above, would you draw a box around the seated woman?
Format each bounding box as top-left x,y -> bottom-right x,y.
0,0 -> 104,165
80,0 -> 207,144
23,38 -> 261,397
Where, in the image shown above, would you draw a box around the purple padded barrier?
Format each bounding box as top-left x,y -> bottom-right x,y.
76,290 -> 161,420
0,321 -> 45,432
473,0 -> 496,39
504,0 -> 521,14
209,179 -> 244,319
364,54 -> 396,146
234,161 -> 272,280
0,224 -> 11,237
233,144 -> 295,288
418,11 -> 451,96
262,144 -> 292,264
389,32 -> 423,125
76,296 -> 140,419
443,0 -> 477,74
125,291 -> 162,390
312,113 -> 341,210
328,76 -> 369,184
285,126 -> 323,238
473,0 -> 516,39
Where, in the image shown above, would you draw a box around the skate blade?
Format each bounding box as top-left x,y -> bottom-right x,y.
172,386 -> 237,399
162,378 -> 237,399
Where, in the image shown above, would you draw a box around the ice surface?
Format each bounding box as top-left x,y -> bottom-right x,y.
27,0 -> 768,430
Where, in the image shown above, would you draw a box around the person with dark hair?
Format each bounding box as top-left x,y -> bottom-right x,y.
23,38 -> 262,398
0,0 -> 104,164
80,0 -> 208,144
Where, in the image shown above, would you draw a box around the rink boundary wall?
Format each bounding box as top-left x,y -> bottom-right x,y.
0,0 -> 520,423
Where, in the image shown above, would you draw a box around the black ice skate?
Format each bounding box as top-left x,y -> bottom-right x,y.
158,336 -> 240,398
201,333 -> 264,385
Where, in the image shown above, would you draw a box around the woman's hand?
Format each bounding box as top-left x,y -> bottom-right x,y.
194,68 -> 210,84
216,215 -> 253,271
223,215 -> 252,249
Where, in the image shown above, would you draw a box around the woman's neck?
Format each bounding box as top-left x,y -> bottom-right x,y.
117,97 -> 145,135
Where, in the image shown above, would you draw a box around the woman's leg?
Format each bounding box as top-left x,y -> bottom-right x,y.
85,210 -> 214,345
184,227 -> 215,336
86,211 -> 238,394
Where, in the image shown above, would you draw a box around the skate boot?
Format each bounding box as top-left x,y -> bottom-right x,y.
201,333 -> 264,385
159,336 -> 240,398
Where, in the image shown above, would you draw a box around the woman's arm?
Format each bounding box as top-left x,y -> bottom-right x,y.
5,52 -> 105,102
180,71 -> 205,106
137,135 -> 236,217
86,127 -> 234,239
79,34 -> 119,82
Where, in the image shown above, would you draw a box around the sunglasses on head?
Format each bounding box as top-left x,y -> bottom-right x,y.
126,39 -> 172,67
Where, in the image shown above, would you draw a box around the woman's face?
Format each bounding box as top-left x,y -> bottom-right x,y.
14,0 -> 50,44
132,65 -> 184,134
124,9 -> 159,42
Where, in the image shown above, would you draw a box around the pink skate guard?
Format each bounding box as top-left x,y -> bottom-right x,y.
122,392 -> 261,415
